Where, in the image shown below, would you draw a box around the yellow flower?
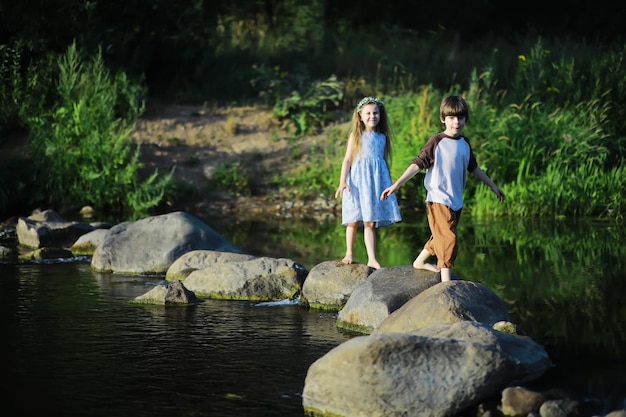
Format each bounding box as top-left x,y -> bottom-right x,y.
518,55 -> 527,62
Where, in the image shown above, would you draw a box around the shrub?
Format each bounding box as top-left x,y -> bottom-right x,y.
26,42 -> 173,218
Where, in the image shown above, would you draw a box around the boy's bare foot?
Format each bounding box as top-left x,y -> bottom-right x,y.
412,259 -> 440,272
342,256 -> 353,265
367,261 -> 381,270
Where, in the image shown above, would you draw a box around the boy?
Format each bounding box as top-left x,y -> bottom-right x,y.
380,95 -> 505,282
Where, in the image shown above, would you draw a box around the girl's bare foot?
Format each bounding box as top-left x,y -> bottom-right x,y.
342,256 -> 353,265
413,259 -> 440,272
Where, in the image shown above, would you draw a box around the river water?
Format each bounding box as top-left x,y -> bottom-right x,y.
1,213 -> 625,416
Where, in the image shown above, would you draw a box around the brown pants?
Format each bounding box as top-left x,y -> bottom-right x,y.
424,202 -> 462,269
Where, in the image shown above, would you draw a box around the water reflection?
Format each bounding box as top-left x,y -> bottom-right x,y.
208,215 -> 626,355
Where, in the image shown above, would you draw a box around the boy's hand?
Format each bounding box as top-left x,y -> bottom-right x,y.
493,187 -> 505,201
380,186 -> 394,201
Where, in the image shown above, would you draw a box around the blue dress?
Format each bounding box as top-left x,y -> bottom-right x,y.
341,132 -> 402,227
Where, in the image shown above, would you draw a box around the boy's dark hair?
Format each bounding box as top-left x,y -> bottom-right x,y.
440,96 -> 469,123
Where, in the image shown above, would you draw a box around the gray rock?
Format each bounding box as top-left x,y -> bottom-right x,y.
19,247 -> 75,261
182,256 -> 307,301
417,321 -> 553,384
27,209 -> 65,222
302,321 -> 553,417
302,323 -> 552,417
0,245 -> 12,257
91,211 -> 241,275
17,214 -> 95,249
70,228 -> 110,255
131,280 -> 199,305
300,260 -> 373,310
539,399 -> 573,417
165,250 -> 256,281
373,280 -> 511,334
501,386 -> 546,416
335,265 -> 440,334
88,221 -> 113,229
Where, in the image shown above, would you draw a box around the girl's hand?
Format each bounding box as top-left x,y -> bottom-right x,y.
335,183 -> 349,199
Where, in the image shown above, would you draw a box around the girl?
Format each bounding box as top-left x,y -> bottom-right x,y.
335,96 -> 402,269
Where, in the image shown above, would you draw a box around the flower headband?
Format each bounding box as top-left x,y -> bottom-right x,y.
357,96 -> 384,113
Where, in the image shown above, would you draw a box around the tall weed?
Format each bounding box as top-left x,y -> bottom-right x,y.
0,41 -> 26,133
380,40 -> 624,220
0,40 -> 55,134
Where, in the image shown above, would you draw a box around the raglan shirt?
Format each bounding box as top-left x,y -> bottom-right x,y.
411,132 -> 478,211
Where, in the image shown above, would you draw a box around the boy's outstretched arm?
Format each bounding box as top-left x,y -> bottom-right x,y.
380,163 -> 421,200
471,166 -> 505,201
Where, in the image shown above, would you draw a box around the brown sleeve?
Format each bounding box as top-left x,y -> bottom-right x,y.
464,136 -> 478,172
411,133 -> 445,170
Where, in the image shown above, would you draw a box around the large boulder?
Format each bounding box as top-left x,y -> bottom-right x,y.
165,250 -> 256,281
91,211 -> 241,275
335,265 -> 441,334
300,260 -> 373,310
302,321 -> 553,417
373,280 -> 511,334
70,228 -> 110,255
17,209 -> 95,249
181,256 -> 308,301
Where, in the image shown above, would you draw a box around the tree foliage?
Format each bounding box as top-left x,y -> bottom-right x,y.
1,0 -> 623,100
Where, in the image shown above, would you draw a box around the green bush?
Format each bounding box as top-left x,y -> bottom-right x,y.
26,42 -> 173,218
209,162 -> 252,196
251,65 -> 343,137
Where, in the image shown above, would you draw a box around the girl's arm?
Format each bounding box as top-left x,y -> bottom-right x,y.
335,135 -> 355,198
471,166 -> 505,201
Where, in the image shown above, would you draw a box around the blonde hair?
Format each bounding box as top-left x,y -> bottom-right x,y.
348,97 -> 393,166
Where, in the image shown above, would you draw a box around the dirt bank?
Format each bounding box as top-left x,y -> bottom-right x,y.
133,102 -> 347,221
